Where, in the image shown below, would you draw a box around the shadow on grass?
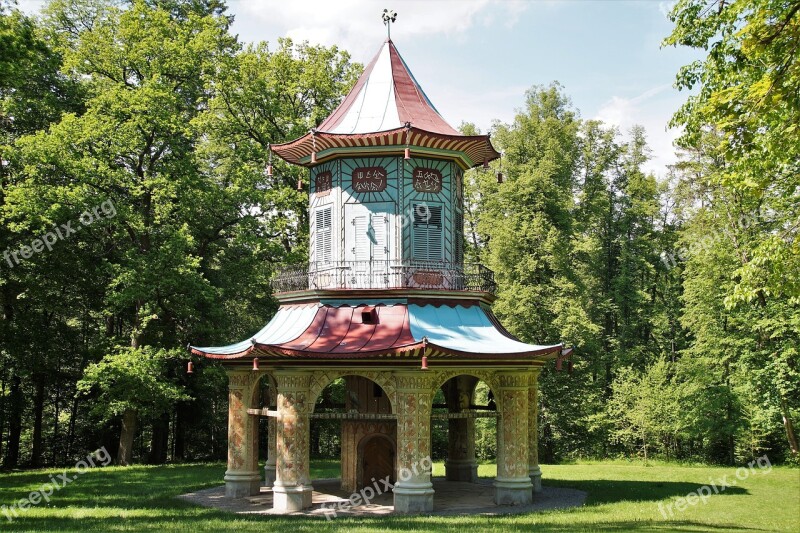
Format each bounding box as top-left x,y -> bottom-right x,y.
0,463 -> 758,532
542,478 -> 747,505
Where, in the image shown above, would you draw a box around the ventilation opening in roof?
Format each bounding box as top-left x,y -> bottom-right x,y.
362,306 -> 378,325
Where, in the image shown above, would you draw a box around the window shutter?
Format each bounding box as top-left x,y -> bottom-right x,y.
315,207 -> 332,263
455,210 -> 464,264
353,215 -> 369,262
412,204 -> 443,262
371,214 -> 389,262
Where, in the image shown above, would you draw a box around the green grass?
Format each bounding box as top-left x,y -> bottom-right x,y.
0,460 -> 797,531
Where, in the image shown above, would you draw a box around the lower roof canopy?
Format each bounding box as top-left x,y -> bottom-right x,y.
190,301 -> 569,362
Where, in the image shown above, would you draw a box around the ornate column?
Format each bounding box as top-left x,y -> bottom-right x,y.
494,371 -> 532,505
528,369 -> 542,493
264,384 -> 277,487
393,372 -> 434,513
272,371 -> 313,512
445,375 -> 478,482
224,370 -> 261,497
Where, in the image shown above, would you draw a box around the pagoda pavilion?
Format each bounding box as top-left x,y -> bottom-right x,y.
190,33 -> 572,514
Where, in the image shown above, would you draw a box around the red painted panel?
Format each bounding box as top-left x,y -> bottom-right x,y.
304,307 -> 356,352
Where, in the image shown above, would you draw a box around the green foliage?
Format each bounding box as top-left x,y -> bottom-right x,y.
77,346 -> 188,420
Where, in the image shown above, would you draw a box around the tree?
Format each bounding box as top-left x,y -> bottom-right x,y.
666,0 -> 800,458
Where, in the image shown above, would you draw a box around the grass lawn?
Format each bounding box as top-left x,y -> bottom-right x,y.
0,459 -> 797,532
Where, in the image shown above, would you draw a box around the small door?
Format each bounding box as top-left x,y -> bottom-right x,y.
361,436 -> 395,490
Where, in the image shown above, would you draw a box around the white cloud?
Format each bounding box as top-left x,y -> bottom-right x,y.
231,0 -> 528,56
596,85 -> 682,178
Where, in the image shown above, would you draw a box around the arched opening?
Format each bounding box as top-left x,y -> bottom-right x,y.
250,373 -> 277,488
311,374 -> 396,494
434,375 -> 498,484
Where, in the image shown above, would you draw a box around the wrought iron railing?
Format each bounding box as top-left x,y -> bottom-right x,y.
271,261 -> 497,294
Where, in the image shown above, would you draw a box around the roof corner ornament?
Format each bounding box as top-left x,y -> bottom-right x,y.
382,9 -> 397,40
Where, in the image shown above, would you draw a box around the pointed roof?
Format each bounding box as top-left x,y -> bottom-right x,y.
317,39 -> 459,136
271,39 -> 500,169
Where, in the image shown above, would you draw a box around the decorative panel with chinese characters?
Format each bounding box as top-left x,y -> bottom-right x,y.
315,171 -> 332,196
412,167 -> 442,193
352,166 -> 388,192
341,157 -> 399,205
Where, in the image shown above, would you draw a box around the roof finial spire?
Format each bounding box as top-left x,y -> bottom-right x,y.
382,9 -> 397,40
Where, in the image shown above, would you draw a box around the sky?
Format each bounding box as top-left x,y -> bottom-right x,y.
18,0 -> 702,178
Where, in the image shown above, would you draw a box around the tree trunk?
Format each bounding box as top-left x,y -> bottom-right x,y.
66,392 -> 79,464
117,408 -> 138,465
174,404 -> 187,461
148,412 -> 169,464
4,374 -> 22,468
780,396 -> 799,456
31,376 -> 45,467
0,371 -> 6,462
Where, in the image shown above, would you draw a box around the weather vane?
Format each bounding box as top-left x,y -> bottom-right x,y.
382,9 -> 397,39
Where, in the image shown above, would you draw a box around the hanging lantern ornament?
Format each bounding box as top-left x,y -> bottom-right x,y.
266,144 -> 273,177
420,336 -> 429,370
252,357 -> 259,371
297,178 -> 304,191
404,122 -> 412,160
187,361 -> 194,374
310,130 -> 317,164
496,151 -> 504,183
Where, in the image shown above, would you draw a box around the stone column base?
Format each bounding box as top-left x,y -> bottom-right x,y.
224,470 -> 261,498
529,465 -> 542,493
264,464 -> 276,488
494,476 -> 533,505
393,482 -> 434,513
272,482 -> 314,512
445,460 -> 478,482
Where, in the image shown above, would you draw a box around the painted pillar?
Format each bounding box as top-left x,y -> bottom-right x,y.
264,409 -> 277,487
224,370 -> 261,497
272,371 -> 313,512
393,372 -> 434,513
445,375 -> 478,482
494,371 -> 532,505
528,369 -> 542,493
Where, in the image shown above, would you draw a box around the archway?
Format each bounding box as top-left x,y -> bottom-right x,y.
311,374 -> 396,494
434,375 -> 499,484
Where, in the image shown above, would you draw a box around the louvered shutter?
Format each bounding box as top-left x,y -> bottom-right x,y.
315,207 -> 332,263
455,210 -> 464,264
371,214 -> 389,262
413,204 -> 443,262
353,215 -> 369,266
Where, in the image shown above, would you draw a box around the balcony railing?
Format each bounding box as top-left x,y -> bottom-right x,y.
271,261 -> 497,295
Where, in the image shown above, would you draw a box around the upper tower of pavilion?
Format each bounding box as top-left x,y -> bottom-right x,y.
270,38 -> 500,298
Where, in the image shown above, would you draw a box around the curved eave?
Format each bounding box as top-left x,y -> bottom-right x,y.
271,127 -> 500,170
191,342 -> 562,362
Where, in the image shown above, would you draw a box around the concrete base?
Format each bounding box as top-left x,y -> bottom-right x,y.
445,460 -> 478,482
494,477 -> 533,505
224,470 -> 261,498
529,466 -> 542,493
264,464 -> 276,488
272,482 -> 314,512
393,481 -> 434,513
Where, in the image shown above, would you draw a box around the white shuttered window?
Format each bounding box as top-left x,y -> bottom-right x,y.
315,207 -> 332,263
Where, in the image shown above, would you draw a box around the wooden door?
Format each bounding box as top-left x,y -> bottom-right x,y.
361,436 -> 395,490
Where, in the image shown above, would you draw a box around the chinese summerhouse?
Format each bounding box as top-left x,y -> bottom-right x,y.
190,36 -> 572,514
